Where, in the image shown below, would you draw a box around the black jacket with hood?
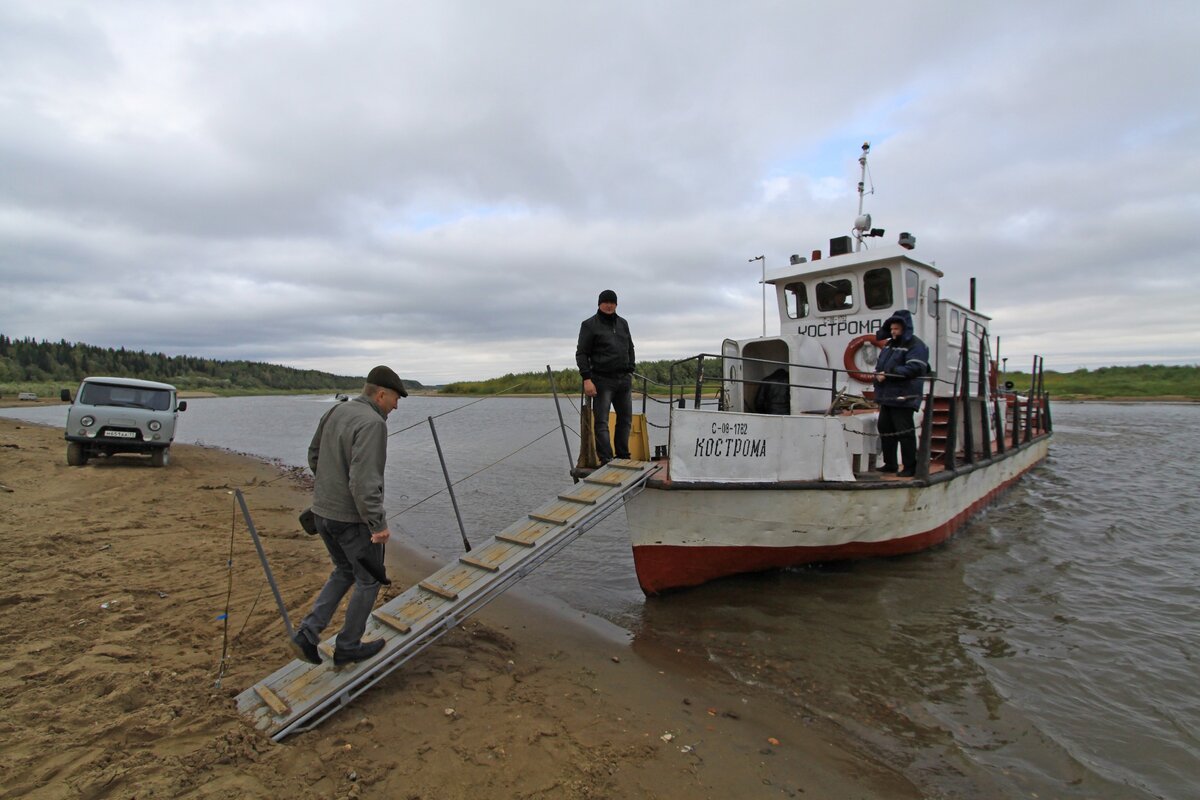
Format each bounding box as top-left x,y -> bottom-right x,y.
576,311 -> 635,379
873,309 -> 930,410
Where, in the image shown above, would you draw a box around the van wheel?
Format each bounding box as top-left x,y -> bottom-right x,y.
151,448 -> 170,468
67,443 -> 88,466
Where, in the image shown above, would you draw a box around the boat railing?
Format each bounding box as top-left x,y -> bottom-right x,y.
924,332 -> 1052,478
659,338 -> 1051,479
664,352 -> 952,414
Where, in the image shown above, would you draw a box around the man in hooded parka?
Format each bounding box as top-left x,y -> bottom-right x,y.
873,309 -> 929,477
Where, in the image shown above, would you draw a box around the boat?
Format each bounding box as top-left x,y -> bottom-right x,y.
619,144 -> 1052,594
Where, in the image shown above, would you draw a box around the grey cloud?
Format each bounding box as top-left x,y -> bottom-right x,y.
2,1 -> 1198,380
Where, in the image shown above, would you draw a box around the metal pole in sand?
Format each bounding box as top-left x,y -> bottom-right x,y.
234,489 -> 296,641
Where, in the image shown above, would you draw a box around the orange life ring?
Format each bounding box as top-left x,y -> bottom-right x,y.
844,334 -> 882,382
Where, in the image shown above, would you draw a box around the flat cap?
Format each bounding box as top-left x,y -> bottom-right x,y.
366,365 -> 408,397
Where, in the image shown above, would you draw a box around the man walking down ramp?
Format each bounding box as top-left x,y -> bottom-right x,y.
292,366 -> 408,667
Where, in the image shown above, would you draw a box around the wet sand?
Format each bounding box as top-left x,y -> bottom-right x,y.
0,417 -> 918,799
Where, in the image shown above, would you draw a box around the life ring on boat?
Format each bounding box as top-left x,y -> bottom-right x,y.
843,334 -> 882,383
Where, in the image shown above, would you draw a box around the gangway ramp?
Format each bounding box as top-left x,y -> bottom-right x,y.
236,458 -> 659,741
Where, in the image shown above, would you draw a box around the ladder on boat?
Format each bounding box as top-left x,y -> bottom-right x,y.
235,458 -> 660,741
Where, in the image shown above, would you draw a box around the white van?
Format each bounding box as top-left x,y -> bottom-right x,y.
63,377 -> 187,467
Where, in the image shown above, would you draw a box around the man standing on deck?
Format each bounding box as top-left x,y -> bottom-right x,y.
874,309 -> 929,477
576,289 -> 636,465
292,366 -> 407,666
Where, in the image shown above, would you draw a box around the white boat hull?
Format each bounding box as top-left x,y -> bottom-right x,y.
625,436 -> 1051,594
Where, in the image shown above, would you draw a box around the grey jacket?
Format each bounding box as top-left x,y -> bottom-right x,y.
308,395 -> 388,532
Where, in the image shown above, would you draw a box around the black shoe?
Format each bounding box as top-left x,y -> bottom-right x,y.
291,632 -> 322,665
879,464 -> 898,473
898,469 -> 916,478
334,638 -> 386,667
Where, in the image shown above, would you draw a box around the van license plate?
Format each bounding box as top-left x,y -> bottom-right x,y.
107,430 -> 136,438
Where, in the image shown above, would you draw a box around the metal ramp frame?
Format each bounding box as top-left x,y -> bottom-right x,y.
235,458 -> 659,741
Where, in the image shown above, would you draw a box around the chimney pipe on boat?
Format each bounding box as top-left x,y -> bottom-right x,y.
790,254 -> 806,265
811,249 -> 821,261
970,278 -> 977,311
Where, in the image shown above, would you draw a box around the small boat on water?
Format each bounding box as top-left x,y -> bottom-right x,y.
619,144 -> 1052,594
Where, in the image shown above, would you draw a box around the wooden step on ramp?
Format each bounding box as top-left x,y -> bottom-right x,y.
235,459 -> 658,741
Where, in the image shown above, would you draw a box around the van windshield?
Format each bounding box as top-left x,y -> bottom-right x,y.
80,383 -> 173,411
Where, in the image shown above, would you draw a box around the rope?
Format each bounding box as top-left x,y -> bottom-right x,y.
387,381 -> 526,439
245,382 -> 528,489
231,582 -> 265,645
387,425 -> 561,521
213,501 -> 237,688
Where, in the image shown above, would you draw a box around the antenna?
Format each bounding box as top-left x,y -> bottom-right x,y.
750,255 -> 766,337
853,142 -> 885,251
855,142 -> 869,252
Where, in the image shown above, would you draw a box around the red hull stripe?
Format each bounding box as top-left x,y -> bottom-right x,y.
632,458 -> 1041,595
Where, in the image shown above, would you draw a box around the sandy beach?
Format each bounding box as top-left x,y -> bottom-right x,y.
0,416 -> 918,799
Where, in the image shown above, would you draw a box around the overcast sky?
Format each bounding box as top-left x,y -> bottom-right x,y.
2,1 -> 1197,382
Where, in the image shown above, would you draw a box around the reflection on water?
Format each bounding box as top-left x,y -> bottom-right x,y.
4,399 -> 1196,798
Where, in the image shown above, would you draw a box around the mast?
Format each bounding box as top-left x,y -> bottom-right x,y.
855,142 -> 870,252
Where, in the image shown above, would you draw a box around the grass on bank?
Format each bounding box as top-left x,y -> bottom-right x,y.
1003,364 -> 1199,400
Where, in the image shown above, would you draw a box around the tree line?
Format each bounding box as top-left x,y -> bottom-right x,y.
439,357 -> 725,395
444,362 -> 1198,399
0,334 -> 383,392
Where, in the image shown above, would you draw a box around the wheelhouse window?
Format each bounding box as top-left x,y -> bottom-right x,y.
864,268 -> 893,310
784,282 -> 809,319
927,285 -> 938,316
815,278 -> 854,312
950,308 -> 961,333
905,269 -> 920,314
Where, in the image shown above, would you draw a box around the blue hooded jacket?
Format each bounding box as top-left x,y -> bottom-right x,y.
873,309 -> 929,410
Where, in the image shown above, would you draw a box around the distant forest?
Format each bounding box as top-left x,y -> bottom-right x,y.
439,357 -> 724,396
0,335 -> 386,394
2,334 -> 1194,400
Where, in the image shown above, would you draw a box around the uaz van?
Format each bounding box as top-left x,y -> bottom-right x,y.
63,377 -> 187,467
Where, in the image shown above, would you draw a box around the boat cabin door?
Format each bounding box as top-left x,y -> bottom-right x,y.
721,339 -> 740,412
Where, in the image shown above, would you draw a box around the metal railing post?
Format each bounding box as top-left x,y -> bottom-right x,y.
1036,356 -> 1047,434
428,416 -> 472,552
960,330 -> 975,464
546,365 -> 578,483
916,381 -> 934,481
1024,357 -> 1036,443
977,333 -> 991,459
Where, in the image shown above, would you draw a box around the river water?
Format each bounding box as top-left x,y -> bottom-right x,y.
5,398 -> 1196,798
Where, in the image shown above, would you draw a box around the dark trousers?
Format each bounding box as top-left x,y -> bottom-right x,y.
592,373 -> 633,462
878,405 -> 917,471
298,516 -> 382,650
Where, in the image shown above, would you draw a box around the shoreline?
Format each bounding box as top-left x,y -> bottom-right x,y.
3,394 -> 1197,411
0,417 -> 918,798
